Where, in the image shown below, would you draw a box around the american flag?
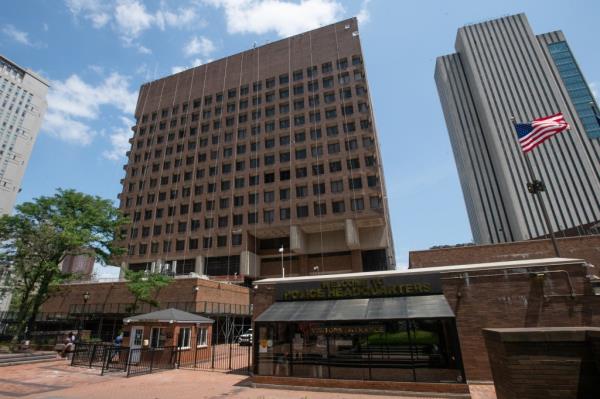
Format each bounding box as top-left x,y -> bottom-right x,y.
514,113 -> 570,153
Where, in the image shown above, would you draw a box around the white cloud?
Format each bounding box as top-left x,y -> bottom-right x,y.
356,0 -> 371,25
184,36 -> 215,57
137,44 -> 152,54
65,0 -> 111,28
205,0 -> 344,37
103,116 -> 134,160
114,0 -> 154,43
43,112 -> 95,145
43,73 -> 137,146
2,24 -> 33,46
171,58 -> 211,75
43,23 -> 49,32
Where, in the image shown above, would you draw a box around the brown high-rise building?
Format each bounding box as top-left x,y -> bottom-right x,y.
118,18 -> 394,280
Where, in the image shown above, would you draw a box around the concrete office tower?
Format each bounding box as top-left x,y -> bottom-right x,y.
0,56 -> 49,215
435,13 -> 600,245
118,18 -> 394,279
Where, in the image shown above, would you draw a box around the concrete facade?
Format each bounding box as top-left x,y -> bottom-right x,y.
0,55 -> 49,215
435,14 -> 600,245
117,18 -> 394,279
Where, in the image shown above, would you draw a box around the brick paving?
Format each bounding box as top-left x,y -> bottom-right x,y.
0,361 -> 496,399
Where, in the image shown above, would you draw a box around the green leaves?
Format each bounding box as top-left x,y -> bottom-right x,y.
123,270 -> 172,312
0,188 -> 127,341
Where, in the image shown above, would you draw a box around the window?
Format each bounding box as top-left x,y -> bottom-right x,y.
264,209 -> 275,223
294,131 -> 305,142
329,161 -> 342,173
150,327 -> 166,348
296,205 -> 309,218
313,183 -> 325,195
349,177 -> 363,190
197,328 -> 208,347
351,198 -> 365,211
332,200 -> 345,213
312,164 -> 324,175
296,167 -> 308,178
370,196 -> 382,209
264,191 -> 275,203
347,158 -> 360,169
280,188 -> 290,200
233,214 -> 243,225
217,235 -> 227,247
178,327 -> 191,349
232,234 -> 242,246
314,202 -> 327,216
322,62 -> 333,73
295,148 -> 307,160
331,180 -> 344,193
296,185 -> 308,198
293,69 -> 303,81
280,208 -> 291,220
328,142 -> 340,154
279,73 -> 289,84
248,212 -> 258,224
203,237 -> 213,249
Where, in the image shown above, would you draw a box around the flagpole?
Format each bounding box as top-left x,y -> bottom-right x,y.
511,117 -> 561,258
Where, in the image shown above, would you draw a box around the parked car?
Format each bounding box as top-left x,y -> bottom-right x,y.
238,329 -> 253,346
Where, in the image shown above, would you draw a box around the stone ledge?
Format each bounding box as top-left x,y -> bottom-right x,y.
483,327 -> 600,342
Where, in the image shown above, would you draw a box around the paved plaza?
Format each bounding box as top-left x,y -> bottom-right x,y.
0,360 -> 496,399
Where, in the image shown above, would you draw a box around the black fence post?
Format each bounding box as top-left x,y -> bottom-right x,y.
211,336 -> 216,370
89,344 -> 97,368
228,341 -> 232,370
149,348 -> 155,373
247,343 -> 251,375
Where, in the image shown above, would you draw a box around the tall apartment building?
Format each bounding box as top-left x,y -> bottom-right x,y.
435,13 -> 600,245
0,56 -> 49,215
118,18 -> 394,279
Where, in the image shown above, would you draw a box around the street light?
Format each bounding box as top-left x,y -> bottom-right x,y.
78,291 -> 90,341
313,265 -> 319,275
279,245 -> 285,278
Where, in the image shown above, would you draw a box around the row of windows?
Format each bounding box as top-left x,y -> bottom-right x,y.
125,173 -> 379,213
139,56 -> 364,124
126,165 -> 379,198
129,146 -> 376,179
135,94 -> 369,145
127,197 -> 382,253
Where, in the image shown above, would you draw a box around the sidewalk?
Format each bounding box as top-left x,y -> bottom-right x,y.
0,361 -> 496,399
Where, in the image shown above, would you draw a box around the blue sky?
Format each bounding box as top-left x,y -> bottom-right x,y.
1,0 -> 599,268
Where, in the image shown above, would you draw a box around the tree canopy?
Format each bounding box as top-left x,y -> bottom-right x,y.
0,189 -> 127,343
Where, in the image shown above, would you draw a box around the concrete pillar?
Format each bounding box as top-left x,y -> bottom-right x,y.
290,225 -> 306,253
194,255 -> 205,275
345,219 -> 361,249
119,262 -> 127,278
240,250 -> 259,277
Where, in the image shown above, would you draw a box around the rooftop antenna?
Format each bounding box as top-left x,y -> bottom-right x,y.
252,41 -> 257,49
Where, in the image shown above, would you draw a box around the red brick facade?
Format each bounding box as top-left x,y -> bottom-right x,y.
409,235 -> 600,269
41,277 -> 250,315
252,258 -> 600,382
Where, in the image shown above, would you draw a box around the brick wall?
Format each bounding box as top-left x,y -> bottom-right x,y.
41,277 -> 249,314
409,235 -> 600,269
483,328 -> 600,399
252,260 -> 600,382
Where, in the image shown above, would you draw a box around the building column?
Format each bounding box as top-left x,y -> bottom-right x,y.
290,225 -> 306,253
194,255 -> 205,275
240,250 -> 259,277
345,219 -> 361,249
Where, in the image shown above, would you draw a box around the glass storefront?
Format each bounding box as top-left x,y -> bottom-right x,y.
255,318 -> 464,383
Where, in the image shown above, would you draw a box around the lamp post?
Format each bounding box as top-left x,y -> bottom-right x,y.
279,245 -> 285,278
78,291 -> 90,341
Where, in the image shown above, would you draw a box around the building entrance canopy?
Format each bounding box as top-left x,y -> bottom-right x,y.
255,295 -> 454,322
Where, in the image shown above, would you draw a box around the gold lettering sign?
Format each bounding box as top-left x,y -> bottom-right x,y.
282,278 -> 433,301
311,325 -> 385,335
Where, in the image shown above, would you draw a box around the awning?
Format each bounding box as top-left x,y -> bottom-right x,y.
255,295 -> 454,323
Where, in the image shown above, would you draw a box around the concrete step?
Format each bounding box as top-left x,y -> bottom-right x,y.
0,353 -> 58,366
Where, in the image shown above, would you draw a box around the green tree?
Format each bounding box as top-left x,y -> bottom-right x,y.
123,269 -> 172,313
0,189 -> 126,343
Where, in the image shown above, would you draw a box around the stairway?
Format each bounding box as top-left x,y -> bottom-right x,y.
0,352 -> 60,367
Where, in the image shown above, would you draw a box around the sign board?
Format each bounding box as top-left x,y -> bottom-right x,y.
276,274 -> 442,301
